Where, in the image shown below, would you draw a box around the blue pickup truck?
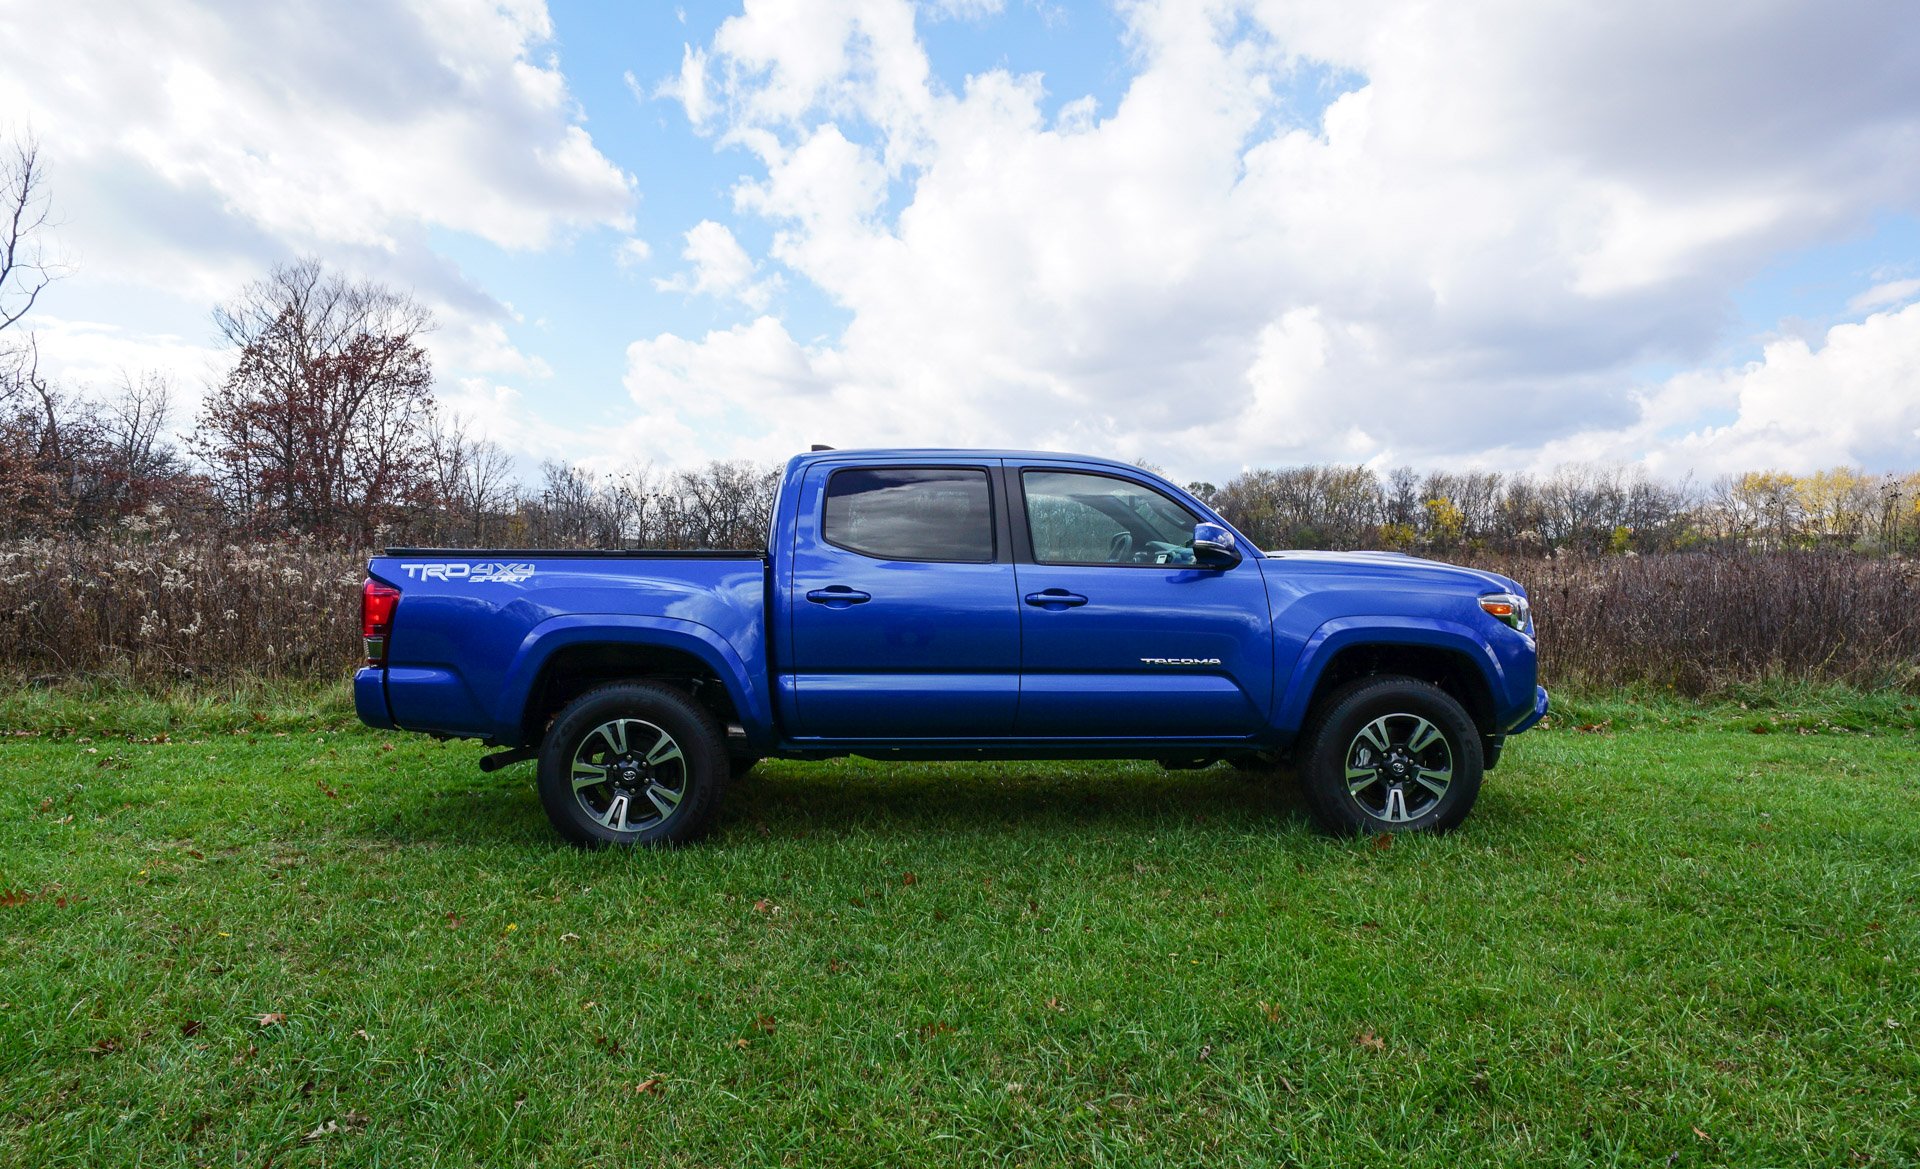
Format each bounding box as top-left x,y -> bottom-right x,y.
355,448 -> 1547,846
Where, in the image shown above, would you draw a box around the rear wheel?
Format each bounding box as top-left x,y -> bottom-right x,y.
537,682 -> 728,847
1297,676 -> 1482,835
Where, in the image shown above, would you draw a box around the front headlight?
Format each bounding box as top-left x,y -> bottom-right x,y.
1479,592 -> 1530,632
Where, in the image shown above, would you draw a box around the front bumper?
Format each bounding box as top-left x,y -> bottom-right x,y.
1508,685 -> 1550,735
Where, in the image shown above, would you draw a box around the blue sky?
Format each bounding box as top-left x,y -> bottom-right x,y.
3,0 -> 1918,484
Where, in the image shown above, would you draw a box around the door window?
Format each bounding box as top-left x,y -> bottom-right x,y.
823,467 -> 994,562
1023,470 -> 1200,566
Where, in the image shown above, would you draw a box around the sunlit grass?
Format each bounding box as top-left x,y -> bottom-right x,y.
1,689 -> 1915,1166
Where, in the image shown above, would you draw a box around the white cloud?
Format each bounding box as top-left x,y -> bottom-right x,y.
18,316 -> 226,396
615,236 -> 654,268
1849,278 -> 1920,315
0,0 -> 633,265
630,0 -> 1920,480
654,220 -> 781,310
1520,301 -> 1920,478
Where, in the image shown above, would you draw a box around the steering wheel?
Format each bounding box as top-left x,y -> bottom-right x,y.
1107,531 -> 1134,563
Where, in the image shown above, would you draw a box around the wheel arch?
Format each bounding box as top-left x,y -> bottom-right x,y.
496,616 -> 773,751
1280,619 -> 1505,741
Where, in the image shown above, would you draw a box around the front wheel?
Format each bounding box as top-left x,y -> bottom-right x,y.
537,682 -> 728,847
1297,677 -> 1482,835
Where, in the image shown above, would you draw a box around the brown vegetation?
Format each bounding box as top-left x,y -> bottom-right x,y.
5,530 -> 1913,696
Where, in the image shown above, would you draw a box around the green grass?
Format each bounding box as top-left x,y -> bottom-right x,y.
1,688 -> 1916,1167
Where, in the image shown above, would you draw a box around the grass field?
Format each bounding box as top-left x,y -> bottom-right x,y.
1,685 -> 1916,1167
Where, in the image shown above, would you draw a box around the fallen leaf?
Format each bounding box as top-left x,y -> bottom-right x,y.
1045,996 -> 1066,1013
445,912 -> 462,929
1372,834 -> 1394,851
1257,1001 -> 1282,1024
257,1012 -> 287,1027
315,779 -> 339,799
560,932 -> 580,943
301,1112 -> 369,1143
752,899 -> 775,914
1576,721 -> 1610,734
1750,724 -> 1772,735
634,1076 -> 664,1095
918,1021 -> 955,1040
0,890 -> 32,908
353,1029 -> 372,1040
901,872 -> 918,886
84,1036 -> 124,1056
1355,1029 -> 1386,1052
733,1038 -> 751,1049
826,958 -> 847,973
180,1020 -> 203,1039
1692,1126 -> 1712,1142
1197,1043 -> 1213,1061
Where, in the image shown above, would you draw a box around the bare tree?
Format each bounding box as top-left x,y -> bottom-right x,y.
425,413 -> 521,543
1,132 -> 60,337
192,258 -> 438,538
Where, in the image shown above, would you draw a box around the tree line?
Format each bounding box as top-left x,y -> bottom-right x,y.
5,133 -> 1918,556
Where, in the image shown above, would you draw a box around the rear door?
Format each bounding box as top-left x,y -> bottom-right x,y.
1012,466 -> 1273,738
786,461 -> 1020,738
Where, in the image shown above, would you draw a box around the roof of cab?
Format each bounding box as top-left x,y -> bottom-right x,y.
788,447 -> 1142,471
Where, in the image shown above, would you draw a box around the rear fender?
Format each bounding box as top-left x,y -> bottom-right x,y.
496,614 -> 775,749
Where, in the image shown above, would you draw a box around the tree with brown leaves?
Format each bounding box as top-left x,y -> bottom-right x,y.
193,259 -> 439,540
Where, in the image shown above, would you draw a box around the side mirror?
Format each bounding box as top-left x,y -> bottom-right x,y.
1192,522 -> 1241,568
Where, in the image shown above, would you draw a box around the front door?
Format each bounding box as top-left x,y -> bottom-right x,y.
1013,467 -> 1273,738
787,463 -> 1020,739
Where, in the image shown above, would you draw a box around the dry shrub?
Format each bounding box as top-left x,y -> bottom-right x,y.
1472,551 -> 1920,694
1,537 -> 363,684
4,538 -> 1916,696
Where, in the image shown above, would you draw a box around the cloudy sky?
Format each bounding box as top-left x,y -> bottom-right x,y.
3,0 -> 1918,484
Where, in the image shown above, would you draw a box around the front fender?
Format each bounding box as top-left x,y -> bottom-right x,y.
1275,616 -> 1519,735
494,614 -> 776,749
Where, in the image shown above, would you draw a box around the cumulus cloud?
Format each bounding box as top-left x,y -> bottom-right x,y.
1522,301 -> 1920,478
654,220 -> 781,310
0,0 -> 633,262
629,0 -> 1920,479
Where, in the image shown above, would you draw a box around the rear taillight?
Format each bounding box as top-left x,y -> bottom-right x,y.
362,578 -> 400,666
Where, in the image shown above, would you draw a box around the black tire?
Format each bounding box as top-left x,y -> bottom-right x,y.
1296,676 -> 1482,835
537,682 -> 728,848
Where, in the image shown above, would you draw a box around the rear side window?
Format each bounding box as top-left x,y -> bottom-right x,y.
823,467 -> 994,562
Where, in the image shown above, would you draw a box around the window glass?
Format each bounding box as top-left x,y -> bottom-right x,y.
823,468 -> 994,562
1023,470 -> 1200,565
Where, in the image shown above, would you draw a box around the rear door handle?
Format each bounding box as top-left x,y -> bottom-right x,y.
806,586 -> 872,607
1024,589 -> 1088,609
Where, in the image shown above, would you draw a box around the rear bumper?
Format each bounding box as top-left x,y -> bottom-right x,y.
353,667 -> 394,730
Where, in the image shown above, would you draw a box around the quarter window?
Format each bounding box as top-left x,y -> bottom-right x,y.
1023,470 -> 1200,565
823,467 -> 994,562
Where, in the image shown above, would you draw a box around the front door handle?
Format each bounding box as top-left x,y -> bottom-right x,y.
1024,589 -> 1088,610
806,585 -> 872,607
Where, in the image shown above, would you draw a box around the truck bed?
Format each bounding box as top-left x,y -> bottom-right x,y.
384,547 -> 766,559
